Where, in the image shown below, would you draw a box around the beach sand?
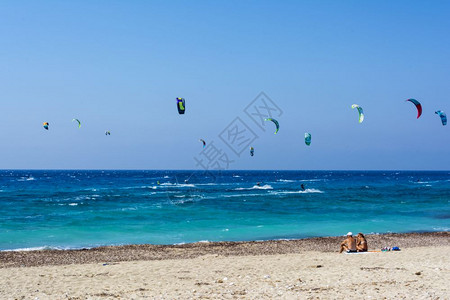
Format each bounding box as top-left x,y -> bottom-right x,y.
0,232 -> 449,299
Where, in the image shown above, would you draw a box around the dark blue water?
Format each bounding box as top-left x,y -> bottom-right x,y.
0,170 -> 448,251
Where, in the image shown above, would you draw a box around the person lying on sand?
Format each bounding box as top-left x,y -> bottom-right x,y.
339,232 -> 357,253
356,233 -> 368,252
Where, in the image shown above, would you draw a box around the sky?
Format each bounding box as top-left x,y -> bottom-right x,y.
0,0 -> 449,170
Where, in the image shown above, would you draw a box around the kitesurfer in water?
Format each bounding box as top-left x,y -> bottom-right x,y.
256,182 -> 261,187
301,184 -> 306,191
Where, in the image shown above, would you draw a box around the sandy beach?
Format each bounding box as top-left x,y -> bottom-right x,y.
0,232 -> 449,299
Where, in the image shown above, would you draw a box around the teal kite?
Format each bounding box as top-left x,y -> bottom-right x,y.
265,118 -> 279,134
199,139 -> 206,148
305,133 -> 311,146
435,110 -> 447,126
351,104 -> 364,123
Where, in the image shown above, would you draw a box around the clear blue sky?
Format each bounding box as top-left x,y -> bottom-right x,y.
0,0 -> 448,170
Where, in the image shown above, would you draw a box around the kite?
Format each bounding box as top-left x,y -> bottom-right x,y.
305,133 -> 311,146
351,104 -> 364,123
176,98 -> 185,114
43,122 -> 49,130
250,147 -> 254,156
199,139 -> 206,148
264,118 -> 279,134
105,131 -> 111,135
72,119 -> 81,128
406,99 -> 422,119
435,110 -> 447,126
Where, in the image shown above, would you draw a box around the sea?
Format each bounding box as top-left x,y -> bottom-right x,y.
0,170 -> 449,251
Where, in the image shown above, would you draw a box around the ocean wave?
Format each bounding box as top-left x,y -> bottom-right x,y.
171,199 -> 197,205
277,179 -> 295,182
433,226 -> 450,231
159,183 -> 196,188
415,180 -> 444,184
58,203 -> 83,206
270,188 -> 324,195
121,207 -> 137,211
2,246 -> 81,252
298,179 -> 325,182
224,193 -> 263,198
17,177 -> 36,182
234,185 -> 273,191
117,186 -> 157,190
252,184 -> 273,190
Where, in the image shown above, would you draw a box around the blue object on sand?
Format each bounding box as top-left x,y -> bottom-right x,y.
392,247 -> 400,251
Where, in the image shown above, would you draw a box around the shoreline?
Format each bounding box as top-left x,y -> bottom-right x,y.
1,231 -> 448,268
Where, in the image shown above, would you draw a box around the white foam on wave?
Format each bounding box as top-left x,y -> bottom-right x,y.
17,177 -> 36,182
159,183 -> 196,187
177,184 -> 196,188
234,185 -> 273,190
224,193 -> 262,198
270,188 -> 324,195
433,226 -> 450,231
252,185 -> 273,190
2,245 -> 79,252
121,207 -> 137,211
298,179 -> 325,182
145,186 -> 157,189
415,180 -> 443,184
232,175 -> 241,178
277,179 -> 295,182
68,203 -> 78,206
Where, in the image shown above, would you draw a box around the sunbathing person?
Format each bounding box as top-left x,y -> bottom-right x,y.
339,232 -> 357,253
356,233 -> 368,252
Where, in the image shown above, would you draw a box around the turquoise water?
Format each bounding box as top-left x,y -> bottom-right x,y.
0,170 -> 449,251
